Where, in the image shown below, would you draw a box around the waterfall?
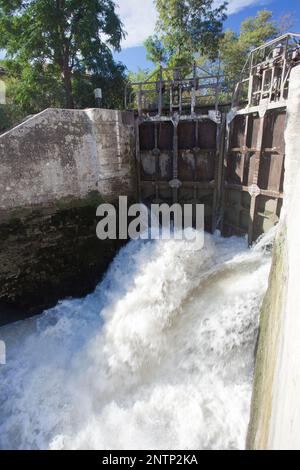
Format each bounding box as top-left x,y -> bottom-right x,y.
0,229 -> 274,450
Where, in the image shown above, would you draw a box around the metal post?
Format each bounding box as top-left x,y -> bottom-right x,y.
248,115 -> 265,244
191,63 -> 197,116
154,123 -> 159,201
212,114 -> 226,232
158,66 -> 163,117
135,117 -> 142,202
170,86 -> 173,115
172,119 -> 179,203
248,52 -> 254,107
137,84 -> 142,117
94,88 -> 102,108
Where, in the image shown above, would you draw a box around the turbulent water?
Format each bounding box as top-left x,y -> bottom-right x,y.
0,230 -> 274,450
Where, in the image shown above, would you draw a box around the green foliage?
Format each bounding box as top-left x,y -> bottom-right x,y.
0,103 -> 23,132
2,60 -> 65,114
0,3 -> 289,130
220,10 -> 279,81
71,61 -> 127,110
143,7 -> 282,106
128,68 -> 153,85
127,67 -> 160,109
144,36 -> 167,66
0,0 -> 126,114
145,0 -> 228,68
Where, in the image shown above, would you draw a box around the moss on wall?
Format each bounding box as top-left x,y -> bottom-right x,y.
0,192 -> 125,326
247,224 -> 287,449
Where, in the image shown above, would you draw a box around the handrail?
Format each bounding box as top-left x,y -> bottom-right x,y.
124,63 -> 226,112
232,32 -> 300,111
251,32 -> 300,53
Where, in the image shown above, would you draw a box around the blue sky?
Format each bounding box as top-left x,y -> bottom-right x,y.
114,0 -> 300,72
0,0 -> 299,71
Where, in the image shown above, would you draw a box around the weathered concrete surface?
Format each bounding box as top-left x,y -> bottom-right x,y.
0,194 -> 126,325
0,108 -> 136,324
247,223 -> 287,449
247,65 -> 300,449
0,108 -> 135,209
266,64 -> 300,450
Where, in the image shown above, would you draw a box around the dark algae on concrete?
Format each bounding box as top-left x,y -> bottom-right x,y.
0,193 -> 125,325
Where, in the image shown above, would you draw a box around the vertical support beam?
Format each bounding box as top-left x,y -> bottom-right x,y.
179,86 -> 182,115
137,84 -> 142,117
212,124 -> 221,232
248,115 -> 265,244
220,110 -> 234,235
213,114 -> 226,232
193,121 -> 199,201
280,37 -> 288,101
270,66 -> 275,103
260,69 -> 266,103
191,89 -> 196,116
241,115 -> 249,184
215,59 -> 221,113
195,119 -> 199,147
191,63 -> 196,116
154,123 -> 159,201
234,115 -> 249,233
158,66 -> 163,117
248,53 -> 254,106
172,118 -> 179,203
135,117 -> 142,202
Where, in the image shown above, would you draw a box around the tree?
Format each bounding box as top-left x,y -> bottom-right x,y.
0,0 -> 125,109
278,12 -> 294,35
220,10 -> 279,82
145,0 -> 228,68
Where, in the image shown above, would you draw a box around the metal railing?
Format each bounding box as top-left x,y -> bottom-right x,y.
125,64 -> 228,117
232,33 -> 300,110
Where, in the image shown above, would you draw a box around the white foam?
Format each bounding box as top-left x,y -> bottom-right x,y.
0,231 -> 273,450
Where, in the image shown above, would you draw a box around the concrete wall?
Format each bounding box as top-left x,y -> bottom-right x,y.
247,65 -> 300,449
0,108 -> 135,210
0,108 -> 136,324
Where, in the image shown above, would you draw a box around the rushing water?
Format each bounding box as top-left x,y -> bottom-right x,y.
0,230 -> 274,450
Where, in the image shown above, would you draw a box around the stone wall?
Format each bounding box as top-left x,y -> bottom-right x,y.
246,223 -> 287,449
0,108 -> 135,209
247,65 -> 300,449
0,108 -> 136,324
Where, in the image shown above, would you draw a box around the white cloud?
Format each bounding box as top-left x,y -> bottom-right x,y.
117,0 -> 158,48
116,0 -> 269,49
225,0 -> 270,15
